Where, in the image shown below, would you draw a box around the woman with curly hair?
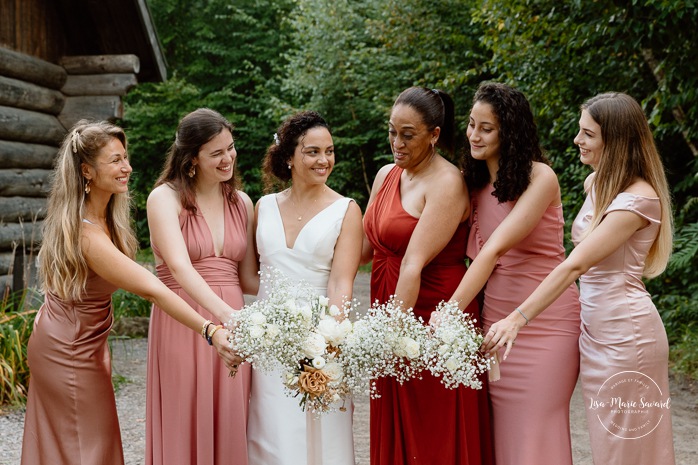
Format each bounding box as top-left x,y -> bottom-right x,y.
247,110 -> 362,465
445,82 -> 581,465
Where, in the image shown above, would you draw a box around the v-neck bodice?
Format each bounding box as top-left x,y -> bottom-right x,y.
256,194 -> 351,293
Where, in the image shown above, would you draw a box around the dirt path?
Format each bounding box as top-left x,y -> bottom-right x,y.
1,272 -> 697,464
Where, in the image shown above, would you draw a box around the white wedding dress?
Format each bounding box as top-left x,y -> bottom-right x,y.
247,194 -> 356,465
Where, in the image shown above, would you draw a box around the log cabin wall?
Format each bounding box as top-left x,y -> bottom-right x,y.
0,0 -> 151,292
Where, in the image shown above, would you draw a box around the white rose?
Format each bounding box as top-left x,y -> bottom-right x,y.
400,336 -> 420,359
249,325 -> 265,339
318,295 -> 330,308
249,311 -> 266,326
438,343 -> 450,355
265,323 -> 280,340
303,332 -> 327,359
300,304 -> 313,321
323,361 -> 344,384
317,318 -> 349,346
338,319 -> 352,338
440,329 -> 456,345
328,304 -> 341,317
312,356 -> 326,369
445,356 -> 460,373
284,299 -> 298,314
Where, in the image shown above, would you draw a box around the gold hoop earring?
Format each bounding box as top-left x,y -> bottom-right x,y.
84,179 -> 91,194
188,166 -> 196,178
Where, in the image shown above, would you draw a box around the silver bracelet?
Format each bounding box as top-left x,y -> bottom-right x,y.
515,307 -> 529,326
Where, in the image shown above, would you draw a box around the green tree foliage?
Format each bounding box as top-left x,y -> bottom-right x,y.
124,0 -> 698,373
122,0 -> 295,243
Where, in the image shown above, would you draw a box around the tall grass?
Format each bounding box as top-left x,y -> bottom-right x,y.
0,288 -> 41,406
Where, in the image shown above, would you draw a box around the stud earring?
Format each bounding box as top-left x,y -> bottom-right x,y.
288,164 -> 292,170
84,179 -> 91,194
188,166 -> 196,178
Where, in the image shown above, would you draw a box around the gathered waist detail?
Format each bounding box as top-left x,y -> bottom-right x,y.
156,257 -> 240,289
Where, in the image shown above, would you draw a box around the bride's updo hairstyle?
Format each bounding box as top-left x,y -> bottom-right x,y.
262,110 -> 331,192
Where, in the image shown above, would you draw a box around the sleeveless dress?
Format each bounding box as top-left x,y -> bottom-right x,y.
467,184 -> 582,465
21,269 -> 123,465
572,192 -> 675,464
247,194 -> 355,465
146,190 -> 251,465
363,166 -> 494,465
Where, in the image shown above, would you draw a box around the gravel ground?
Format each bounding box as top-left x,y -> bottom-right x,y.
2,272 -> 697,464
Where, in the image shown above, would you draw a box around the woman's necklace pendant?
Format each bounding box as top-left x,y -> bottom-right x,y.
297,215 -> 303,221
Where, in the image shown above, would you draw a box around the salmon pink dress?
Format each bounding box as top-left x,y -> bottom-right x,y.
21,269 -> 123,465
573,192 -> 675,464
146,189 -> 250,465
467,184 -> 582,465
364,166 -> 494,465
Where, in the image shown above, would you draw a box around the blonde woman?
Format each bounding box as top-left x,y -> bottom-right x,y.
21,121 -> 237,465
484,92 -> 675,465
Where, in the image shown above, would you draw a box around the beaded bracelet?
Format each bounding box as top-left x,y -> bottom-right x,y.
201,320 -> 213,339
206,325 -> 223,346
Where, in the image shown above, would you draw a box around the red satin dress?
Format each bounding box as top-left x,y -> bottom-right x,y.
363,166 -> 494,465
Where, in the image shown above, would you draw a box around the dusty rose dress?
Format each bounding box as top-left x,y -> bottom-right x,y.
468,184 -> 581,465
364,166 -> 494,465
146,189 -> 250,465
21,268 -> 122,465
573,192 -> 675,464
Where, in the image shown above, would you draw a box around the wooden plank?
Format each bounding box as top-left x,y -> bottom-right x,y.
60,54 -> 141,74
61,74 -> 138,96
58,96 -> 123,129
0,169 -> 52,196
0,105 -> 67,144
0,221 -> 43,250
0,45 -> 67,90
0,140 -> 57,169
0,197 -> 47,222
0,75 -> 65,114
0,253 -> 13,276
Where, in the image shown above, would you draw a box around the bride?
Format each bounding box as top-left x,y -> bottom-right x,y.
247,110 -> 363,465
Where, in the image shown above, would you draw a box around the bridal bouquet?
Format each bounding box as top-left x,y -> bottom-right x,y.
282,296 -> 356,414
226,267 -> 314,372
425,300 -> 491,390
342,297 -> 431,398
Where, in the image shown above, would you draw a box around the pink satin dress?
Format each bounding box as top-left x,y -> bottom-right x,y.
146,189 -> 251,465
21,270 -> 124,465
573,192 -> 675,464
468,184 -> 581,465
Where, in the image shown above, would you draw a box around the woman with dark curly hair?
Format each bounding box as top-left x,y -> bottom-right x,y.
445,82 -> 581,465
247,110 -> 362,465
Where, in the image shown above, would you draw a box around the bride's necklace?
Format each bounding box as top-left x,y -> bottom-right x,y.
288,187 -> 325,221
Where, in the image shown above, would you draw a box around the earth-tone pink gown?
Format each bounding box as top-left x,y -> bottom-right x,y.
573,192 -> 675,464
21,270 -> 124,465
146,189 -> 250,465
364,166 -> 494,465
468,184 -> 581,465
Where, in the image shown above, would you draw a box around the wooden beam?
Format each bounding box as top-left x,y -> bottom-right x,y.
0,222 -> 43,250
0,140 -> 57,169
61,74 -> 138,96
0,169 -> 52,196
58,96 -> 123,129
0,197 -> 47,222
0,46 -> 67,90
60,55 -> 141,75
0,75 -> 65,115
0,105 -> 66,145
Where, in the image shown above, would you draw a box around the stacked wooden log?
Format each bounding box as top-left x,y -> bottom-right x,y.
0,46 -> 140,291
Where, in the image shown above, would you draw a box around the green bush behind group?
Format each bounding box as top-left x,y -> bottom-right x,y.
2,0 -> 698,406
